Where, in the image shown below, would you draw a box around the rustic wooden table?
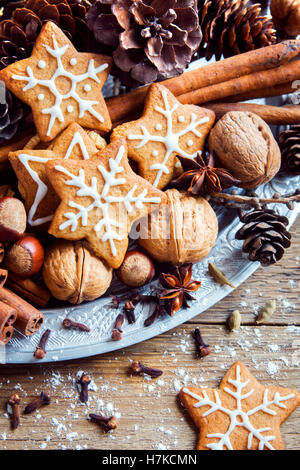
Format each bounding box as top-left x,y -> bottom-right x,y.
0,218 -> 299,451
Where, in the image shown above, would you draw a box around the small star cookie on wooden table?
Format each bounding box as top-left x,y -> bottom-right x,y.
46,138 -> 166,268
9,123 -> 100,228
112,83 -> 215,189
0,21 -> 112,142
180,361 -> 300,450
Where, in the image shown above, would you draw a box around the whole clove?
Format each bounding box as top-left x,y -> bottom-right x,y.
144,302 -> 166,327
62,318 -> 90,332
194,328 -> 211,357
7,393 -> 21,430
131,361 -> 163,378
124,299 -> 137,324
111,313 -> 124,341
24,391 -> 50,414
34,329 -> 51,359
76,373 -> 91,403
89,413 -> 119,432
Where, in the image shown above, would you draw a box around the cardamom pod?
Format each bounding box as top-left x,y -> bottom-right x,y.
228,310 -> 241,331
256,300 -> 276,324
208,263 -> 235,289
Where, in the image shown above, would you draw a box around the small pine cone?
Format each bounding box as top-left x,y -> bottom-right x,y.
279,125 -> 300,175
235,209 -> 291,266
0,87 -> 28,145
0,242 -> 4,264
0,0 -> 94,67
196,0 -> 277,61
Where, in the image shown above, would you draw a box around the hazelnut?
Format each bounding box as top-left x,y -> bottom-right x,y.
116,250 -> 155,287
42,240 -> 113,304
271,0 -> 300,37
5,235 -> 44,278
139,189 -> 218,265
0,197 -> 27,242
208,111 -> 281,189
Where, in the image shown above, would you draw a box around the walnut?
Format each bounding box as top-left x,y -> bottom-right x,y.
208,111 -> 281,189
138,189 -> 218,265
271,0 -> 300,37
42,240 -> 112,304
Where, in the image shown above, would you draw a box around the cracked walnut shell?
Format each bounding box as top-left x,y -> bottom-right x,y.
271,0 -> 300,37
42,240 -> 112,304
208,112 -> 281,189
138,189 -> 218,265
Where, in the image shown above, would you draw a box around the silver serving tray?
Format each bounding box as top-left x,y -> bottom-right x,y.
3,57 -> 300,364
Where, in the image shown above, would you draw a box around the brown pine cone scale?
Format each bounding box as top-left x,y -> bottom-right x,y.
235,209 -> 291,266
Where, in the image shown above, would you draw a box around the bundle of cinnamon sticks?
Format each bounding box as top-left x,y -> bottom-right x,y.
0,269 -> 44,344
107,40 -> 300,126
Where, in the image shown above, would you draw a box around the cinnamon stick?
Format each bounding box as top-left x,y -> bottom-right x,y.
0,300 -> 16,344
0,286 -> 44,336
204,103 -> 300,125
179,60 -> 300,106
215,82 -> 297,103
106,40 -> 300,124
6,273 -> 50,308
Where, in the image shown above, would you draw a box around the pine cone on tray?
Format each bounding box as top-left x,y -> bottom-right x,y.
279,125 -> 300,175
235,208 -> 291,266
0,86 -> 28,145
86,0 -> 202,87
0,0 -> 94,67
196,0 -> 277,61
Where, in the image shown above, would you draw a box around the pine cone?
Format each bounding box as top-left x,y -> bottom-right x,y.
196,0 -> 277,61
86,0 -> 202,87
0,86 -> 28,145
279,125 -> 300,175
0,0 -> 94,67
235,209 -> 291,265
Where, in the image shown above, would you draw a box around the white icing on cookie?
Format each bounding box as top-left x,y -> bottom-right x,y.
12,34 -> 109,136
182,364 -> 295,450
64,131 -> 92,161
54,145 -> 161,256
128,89 -> 210,187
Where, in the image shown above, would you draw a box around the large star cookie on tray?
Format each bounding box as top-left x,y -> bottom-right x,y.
0,21 -> 112,142
9,123 -> 99,227
46,138 -> 166,268
112,83 -> 215,189
180,361 -> 300,450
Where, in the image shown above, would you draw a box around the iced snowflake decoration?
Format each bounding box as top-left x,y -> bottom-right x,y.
183,364 -> 295,450
12,34 -> 109,136
128,88 -> 210,187
54,145 -> 161,256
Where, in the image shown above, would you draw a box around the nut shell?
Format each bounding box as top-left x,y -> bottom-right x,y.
139,189 -> 218,265
208,111 -> 281,189
42,240 -> 113,304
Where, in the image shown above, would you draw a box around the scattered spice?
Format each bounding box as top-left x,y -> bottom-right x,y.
194,328 -> 211,357
89,413 -> 119,432
131,361 -> 163,378
124,299 -> 137,324
7,393 -> 21,430
159,264 -> 201,316
24,392 -> 51,414
34,329 -> 51,359
228,310 -> 241,331
256,300 -> 276,324
62,318 -> 90,332
111,313 -> 124,341
144,302 -> 166,327
76,373 -> 91,403
171,152 -> 240,195
208,262 -> 235,289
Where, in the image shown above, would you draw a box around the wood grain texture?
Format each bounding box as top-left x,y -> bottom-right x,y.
0,218 -> 299,450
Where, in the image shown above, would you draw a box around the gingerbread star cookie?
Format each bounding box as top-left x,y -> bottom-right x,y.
0,21 -> 112,142
180,361 -> 300,450
46,138 -> 166,268
112,84 -> 215,189
9,123 -> 100,227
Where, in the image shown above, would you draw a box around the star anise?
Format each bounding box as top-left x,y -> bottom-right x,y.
159,263 -> 201,316
171,152 -> 241,195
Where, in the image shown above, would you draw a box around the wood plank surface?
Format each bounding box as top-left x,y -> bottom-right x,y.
0,218 -> 299,451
